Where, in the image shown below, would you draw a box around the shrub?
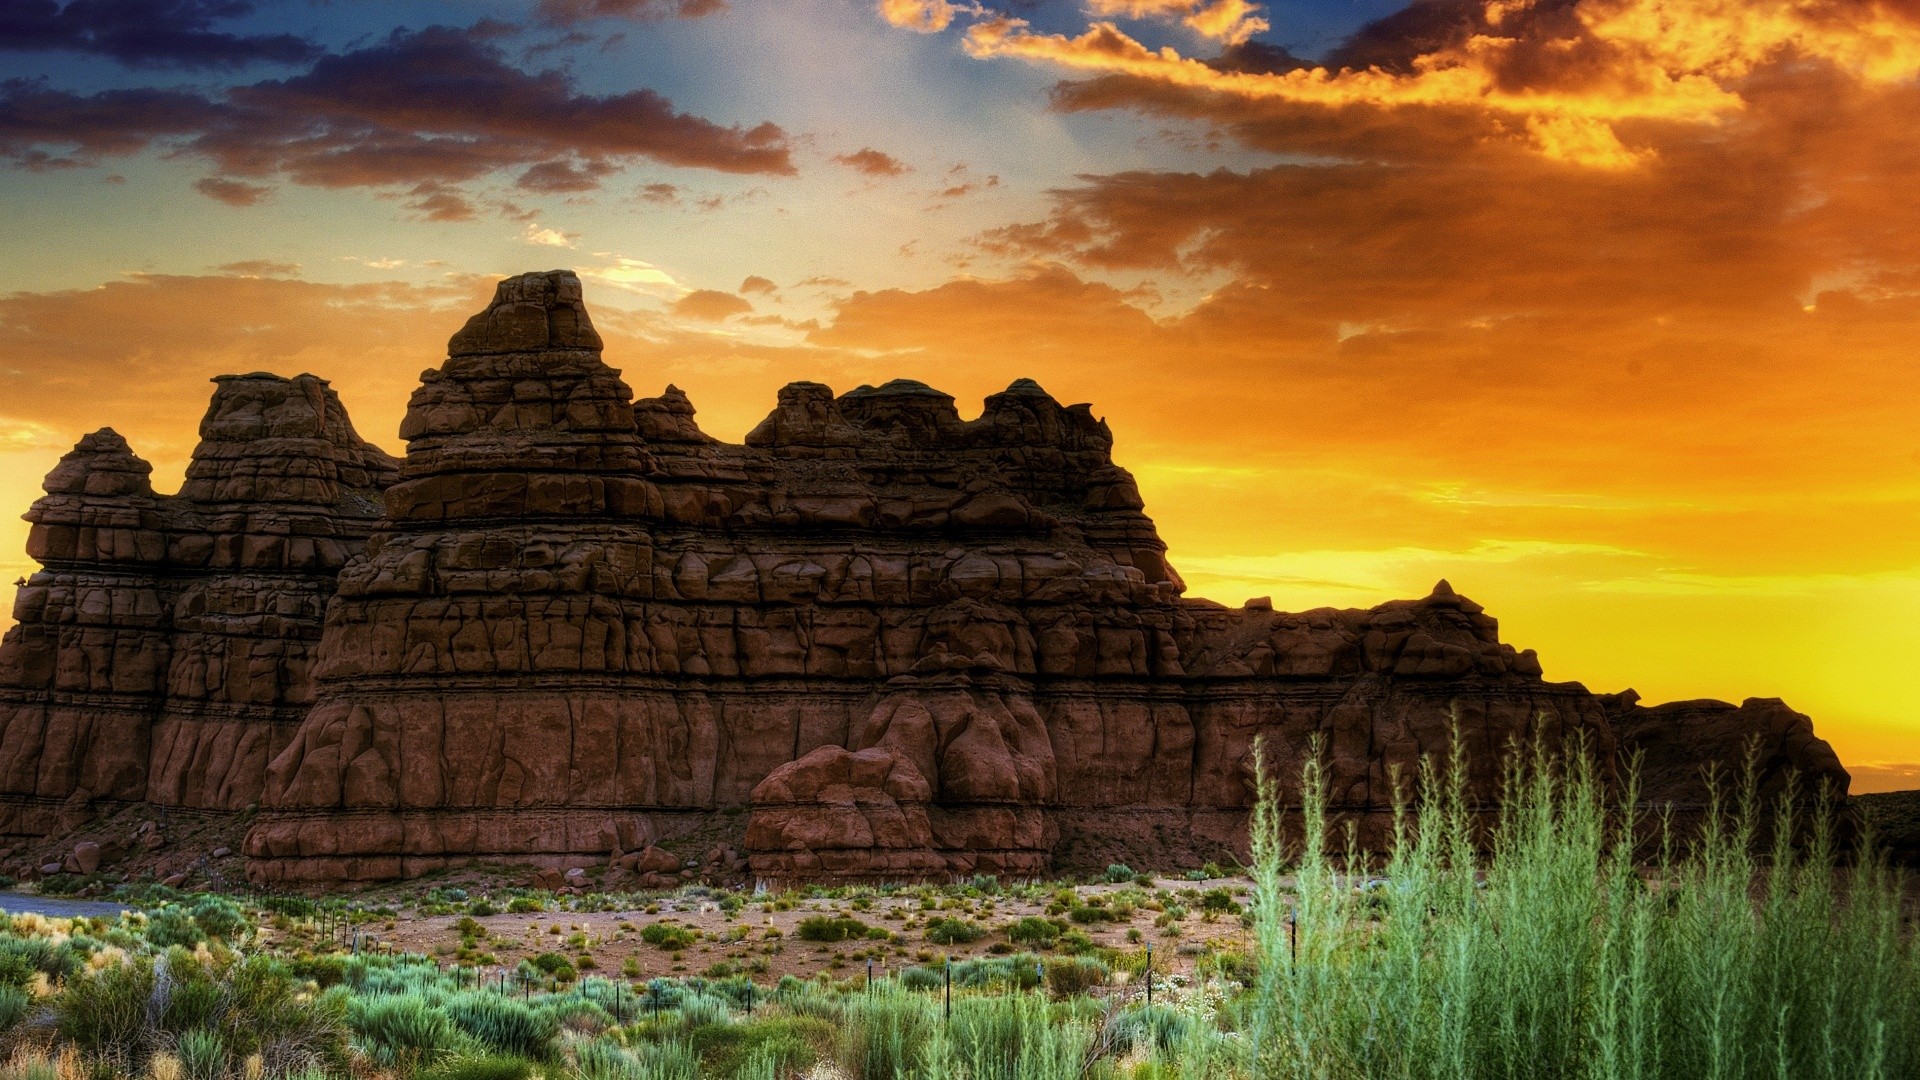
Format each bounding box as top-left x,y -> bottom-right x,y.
0,984 -> 32,1037
467,899 -> 500,917
347,992 -> 463,1067
529,953 -> 576,982
444,992 -> 558,1061
505,898 -> 543,914
146,908 -> 205,947
1043,956 -> 1110,997
56,957 -> 155,1064
189,896 -> 249,941
1198,888 -> 1240,916
897,966 -> 942,992
1105,863 -> 1134,883
177,1027 -> 227,1080
641,922 -> 697,950
419,1054 -> 531,1080
795,916 -> 868,943
923,918 -> 982,946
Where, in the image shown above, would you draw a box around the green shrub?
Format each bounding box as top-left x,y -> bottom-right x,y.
467,899 -> 500,917
419,1054 -> 532,1080
1198,888 -> 1240,915
444,992 -> 558,1060
528,952 -> 576,982
923,918 -> 983,946
146,907 -> 205,947
189,896 -> 249,941
56,958 -> 154,1063
347,992 -> 464,1067
641,922 -> 697,950
177,1027 -> 227,1080
1105,863 -> 1134,883
795,915 -> 869,943
897,966 -> 942,992
1043,956 -> 1110,996
1007,917 -> 1060,948
0,983 -> 32,1037
506,897 -> 544,914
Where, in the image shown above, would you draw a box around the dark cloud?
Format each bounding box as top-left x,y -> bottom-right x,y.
0,0 -> 321,70
536,0 -> 727,24
0,24 -> 794,203
193,175 -> 267,204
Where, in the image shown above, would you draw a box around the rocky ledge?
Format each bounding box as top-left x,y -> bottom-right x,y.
0,270 -> 1849,885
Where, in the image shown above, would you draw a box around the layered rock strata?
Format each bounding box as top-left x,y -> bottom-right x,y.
0,270 -> 1852,883
0,375 -> 396,848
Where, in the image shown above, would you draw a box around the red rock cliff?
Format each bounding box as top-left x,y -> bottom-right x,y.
0,271 -> 1851,883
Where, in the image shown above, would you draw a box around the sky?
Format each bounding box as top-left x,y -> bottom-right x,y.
2,0 -> 1919,791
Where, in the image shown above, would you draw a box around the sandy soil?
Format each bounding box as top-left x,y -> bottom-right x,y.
271,878 -> 1260,987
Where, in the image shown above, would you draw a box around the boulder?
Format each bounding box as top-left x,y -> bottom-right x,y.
72,841 -> 101,874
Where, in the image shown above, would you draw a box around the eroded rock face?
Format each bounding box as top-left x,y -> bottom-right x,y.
0,270 -> 1852,882
0,374 -> 397,845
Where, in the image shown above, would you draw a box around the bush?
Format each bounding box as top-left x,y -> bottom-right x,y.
146,907 -> 205,947
444,993 -> 558,1060
923,918 -> 983,946
505,897 -> 544,914
641,922 -> 697,950
529,953 -> 577,982
467,899 -> 500,917
0,983 -> 32,1037
1198,888 -> 1240,916
1105,863 -> 1134,883
347,992 -> 464,1067
177,1027 -> 227,1080
795,916 -> 869,943
419,1054 -> 532,1080
897,966 -> 942,992
56,957 -> 154,1063
1043,956 -> 1110,997
1006,917 -> 1060,948
189,896 -> 249,941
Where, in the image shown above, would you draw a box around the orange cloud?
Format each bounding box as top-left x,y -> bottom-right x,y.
1087,0 -> 1270,45
671,288 -> 754,320
947,0 -> 1920,167
834,147 -> 911,176
877,0 -> 963,33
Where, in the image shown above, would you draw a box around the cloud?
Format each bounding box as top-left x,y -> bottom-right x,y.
942,0 -> 1920,168
212,259 -> 298,277
739,275 -> 776,294
192,175 -> 269,205
536,0 -> 727,23
877,0 -> 963,33
524,222 -> 580,247
517,159 -> 618,193
1086,0 -> 1269,46
0,24 -> 795,200
671,288 -> 753,320
0,0 -> 321,70
834,147 -> 909,177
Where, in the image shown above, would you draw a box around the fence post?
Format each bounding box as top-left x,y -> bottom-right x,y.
944,957 -> 951,1022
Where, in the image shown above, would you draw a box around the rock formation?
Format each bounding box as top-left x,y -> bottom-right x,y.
0,374 -> 396,850
0,271 -> 1852,884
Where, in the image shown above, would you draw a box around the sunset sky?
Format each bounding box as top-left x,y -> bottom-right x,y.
2,0 -> 1919,790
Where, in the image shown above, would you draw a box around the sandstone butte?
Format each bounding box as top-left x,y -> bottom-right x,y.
0,271 -> 1849,887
